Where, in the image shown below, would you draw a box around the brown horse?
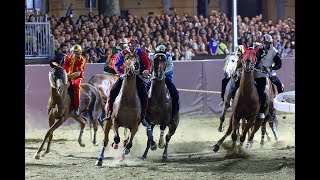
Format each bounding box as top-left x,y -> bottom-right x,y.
34,67 -> 104,159
88,73 -> 118,105
141,53 -> 179,160
212,46 -> 263,152
95,52 -> 141,166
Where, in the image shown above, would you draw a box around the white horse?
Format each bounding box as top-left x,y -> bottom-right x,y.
218,53 -> 240,132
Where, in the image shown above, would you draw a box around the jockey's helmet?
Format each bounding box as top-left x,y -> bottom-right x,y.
237,45 -> 244,55
262,34 -> 273,44
71,44 -> 82,53
129,36 -> 139,44
155,44 -> 166,54
120,38 -> 129,44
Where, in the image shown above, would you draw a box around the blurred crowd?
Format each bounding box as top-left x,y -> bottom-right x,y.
26,6 -> 295,63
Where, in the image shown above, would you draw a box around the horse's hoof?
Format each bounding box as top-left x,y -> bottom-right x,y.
140,156 -> 147,160
94,142 -> 99,146
217,127 -> 224,132
123,148 -> 130,155
158,143 -> 165,149
212,144 -> 220,152
111,142 -> 118,149
150,141 -> 157,151
95,159 -> 103,166
79,143 -> 85,147
34,154 -> 40,160
162,155 -> 168,161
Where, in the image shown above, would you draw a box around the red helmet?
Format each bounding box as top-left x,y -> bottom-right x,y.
120,38 -> 129,44
129,36 -> 139,44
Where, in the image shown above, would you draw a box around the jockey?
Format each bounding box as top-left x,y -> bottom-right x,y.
103,38 -> 129,74
105,36 -> 151,126
147,43 -> 180,121
230,34 -> 282,119
219,45 -> 244,106
63,44 -> 87,116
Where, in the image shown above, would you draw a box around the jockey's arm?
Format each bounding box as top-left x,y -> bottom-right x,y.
114,52 -> 125,76
141,51 -> 151,72
271,53 -> 282,70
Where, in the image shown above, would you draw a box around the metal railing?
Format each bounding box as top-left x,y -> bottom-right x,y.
25,22 -> 54,59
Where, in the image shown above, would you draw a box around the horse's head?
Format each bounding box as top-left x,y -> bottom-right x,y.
124,53 -> 140,76
241,45 -> 259,72
223,54 -> 239,78
152,53 -> 167,80
49,67 -> 68,94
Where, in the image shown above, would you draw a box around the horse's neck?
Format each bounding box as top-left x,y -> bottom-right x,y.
50,85 -> 68,105
151,79 -> 166,101
120,75 -> 137,99
239,69 -> 256,96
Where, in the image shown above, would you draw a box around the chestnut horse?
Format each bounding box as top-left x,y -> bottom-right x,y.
34,67 -> 104,159
88,72 -> 118,126
213,46 -> 263,152
141,53 -> 179,160
95,52 -> 141,166
219,53 -> 280,144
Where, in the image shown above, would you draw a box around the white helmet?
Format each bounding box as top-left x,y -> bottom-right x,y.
155,45 -> 166,53
262,34 -> 273,43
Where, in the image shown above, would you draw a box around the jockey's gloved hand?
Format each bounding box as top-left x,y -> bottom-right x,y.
119,74 -> 126,78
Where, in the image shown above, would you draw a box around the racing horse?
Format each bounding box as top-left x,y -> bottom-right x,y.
141,52 -> 179,160
34,67 -> 104,159
88,72 -> 118,126
212,45 -> 263,152
219,52 -> 280,144
95,52 -> 141,166
218,53 -> 240,132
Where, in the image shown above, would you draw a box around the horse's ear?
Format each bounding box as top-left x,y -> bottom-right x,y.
243,44 -> 248,52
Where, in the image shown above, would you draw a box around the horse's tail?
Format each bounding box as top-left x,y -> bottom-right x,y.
90,86 -> 104,121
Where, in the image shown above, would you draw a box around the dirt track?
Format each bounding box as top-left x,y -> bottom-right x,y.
25,113 -> 295,180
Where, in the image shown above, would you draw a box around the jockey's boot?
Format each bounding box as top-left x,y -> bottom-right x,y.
140,110 -> 149,127
74,107 -> 81,116
105,110 -> 112,121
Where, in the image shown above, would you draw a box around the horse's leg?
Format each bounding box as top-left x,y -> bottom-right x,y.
111,122 -> 120,149
246,118 -> 263,149
142,124 -> 156,160
213,115 -> 234,152
162,122 -> 178,161
90,111 -> 99,146
239,117 -> 255,147
260,120 -> 267,147
95,119 -> 112,166
218,103 -> 229,132
34,114 -> 64,159
73,116 -> 86,147
269,117 -> 279,141
120,125 -> 139,161
158,122 -> 166,149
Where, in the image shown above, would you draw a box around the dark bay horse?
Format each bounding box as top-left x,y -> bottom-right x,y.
141,53 -> 179,160
34,67 -> 104,159
95,53 -> 141,166
213,46 -> 263,152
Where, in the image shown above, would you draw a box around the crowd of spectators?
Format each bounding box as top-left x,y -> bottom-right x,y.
26,5 -> 295,63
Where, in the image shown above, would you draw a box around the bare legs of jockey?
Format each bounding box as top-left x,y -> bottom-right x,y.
105,76 -> 149,126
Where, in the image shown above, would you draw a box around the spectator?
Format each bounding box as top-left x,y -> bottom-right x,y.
281,41 -> 295,58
